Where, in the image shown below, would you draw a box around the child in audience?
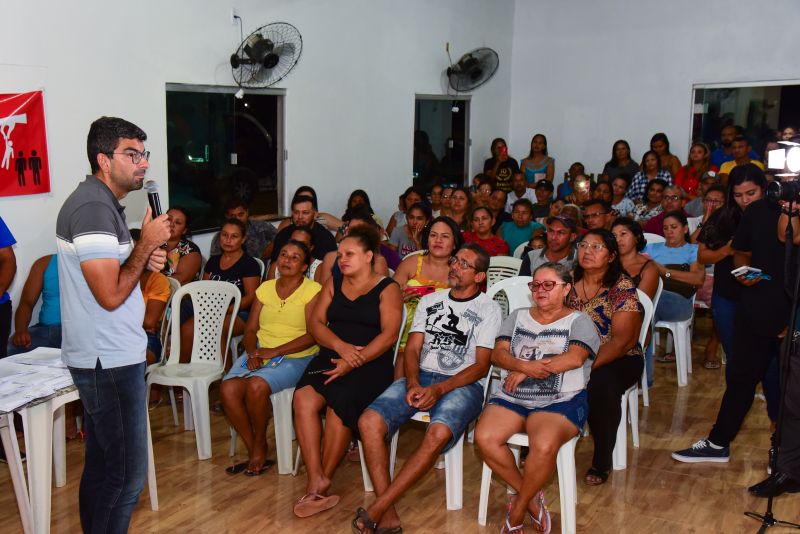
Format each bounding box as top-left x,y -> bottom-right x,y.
498,198 -> 545,253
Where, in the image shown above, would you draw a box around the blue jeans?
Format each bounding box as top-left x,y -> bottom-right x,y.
6,323 -> 62,356
367,371 -> 484,453
68,360 -> 148,534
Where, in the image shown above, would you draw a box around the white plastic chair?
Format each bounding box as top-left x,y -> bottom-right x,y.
147,281 -> 240,460
478,435 -> 579,534
487,256 -> 523,287
641,278 -> 663,407
229,387 -> 296,475
253,257 -> 265,280
402,249 -> 426,260
654,289 -> 695,388
377,368 -> 493,510
643,232 -> 665,246
1,413 -> 32,534
512,242 -> 527,259
146,277 -> 182,426
486,276 -> 533,318
687,216 -> 703,235
611,289 -> 653,471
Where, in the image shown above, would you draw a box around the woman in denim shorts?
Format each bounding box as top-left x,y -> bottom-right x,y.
476,262 -> 600,534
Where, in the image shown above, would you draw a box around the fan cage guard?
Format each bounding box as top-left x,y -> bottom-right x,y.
448,47 -> 499,92
232,22 -> 303,88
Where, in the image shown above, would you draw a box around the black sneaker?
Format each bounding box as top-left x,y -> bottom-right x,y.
671,439 -> 730,463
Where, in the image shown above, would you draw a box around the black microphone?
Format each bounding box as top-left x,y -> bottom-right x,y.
144,180 -> 162,217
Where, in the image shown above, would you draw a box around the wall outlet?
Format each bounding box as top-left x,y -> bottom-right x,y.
230,7 -> 240,25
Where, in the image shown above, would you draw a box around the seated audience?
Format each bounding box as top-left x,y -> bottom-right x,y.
317,209 -> 392,285
549,198 -> 566,218
674,143 -> 718,200
592,182 -> 613,204
180,219 -> 261,366
429,184 -> 444,218
210,198 -> 278,259
275,186 -> 351,233
162,206 -> 201,284
7,254 -> 60,355
684,171 -> 720,217
271,194 -> 337,263
346,189 -> 384,229
140,269 -> 170,366
563,174 -> 592,206
354,244 -> 500,534
583,199 -> 614,231
644,211 -> 705,372
643,185 -> 687,235
520,133 -> 555,184
718,135 -> 765,184
519,215 -> 577,276
710,125 -> 757,168
689,185 -> 726,244
221,240 -> 321,476
631,179 -> 668,224
267,226 -> 323,282
610,218 -> 659,302
610,174 -> 635,217
602,140 -> 640,182
490,189 -> 513,233
651,132 -> 682,177
568,229 -> 643,485
627,150 -> 673,203
387,187 -> 425,238
448,186 -> 472,231
476,263 -> 600,533
393,217 -> 461,369
498,199 -> 545,254
557,162 -> 585,199
389,202 -> 431,257
531,179 -> 554,219
529,234 -> 546,250
292,226 -> 402,518
463,207 -> 510,257
473,175 -> 494,207
439,186 -> 454,218
484,138 -> 519,192
505,172 -> 537,214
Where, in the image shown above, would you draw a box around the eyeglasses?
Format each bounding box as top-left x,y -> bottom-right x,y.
664,195 -> 681,201
109,150 -> 150,164
577,241 -> 607,252
583,212 -> 608,219
448,256 -> 477,270
528,280 -> 567,292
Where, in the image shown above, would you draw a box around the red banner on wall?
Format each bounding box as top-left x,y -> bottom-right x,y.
0,91 -> 50,196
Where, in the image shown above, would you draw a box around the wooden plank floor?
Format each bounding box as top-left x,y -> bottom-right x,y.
1,314 -> 798,533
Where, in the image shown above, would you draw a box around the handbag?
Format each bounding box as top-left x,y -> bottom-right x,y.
663,263 -> 696,299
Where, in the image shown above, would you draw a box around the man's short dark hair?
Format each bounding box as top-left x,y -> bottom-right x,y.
582,199 -> 611,213
459,242 -> 490,274
512,198 -> 534,212
291,193 -> 318,211
732,135 -> 749,145
87,117 -> 146,173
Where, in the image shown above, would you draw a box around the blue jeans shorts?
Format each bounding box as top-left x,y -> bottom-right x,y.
224,352 -> 315,394
367,370 -> 485,453
487,389 -> 588,433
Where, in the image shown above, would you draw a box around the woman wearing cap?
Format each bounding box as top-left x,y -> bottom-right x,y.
520,133 -> 555,185
675,143 -> 718,200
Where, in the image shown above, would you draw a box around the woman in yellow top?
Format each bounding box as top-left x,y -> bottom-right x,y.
220,240 -> 321,476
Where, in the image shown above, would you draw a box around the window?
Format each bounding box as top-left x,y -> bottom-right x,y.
165,84 -> 284,233
414,96 -> 470,190
692,82 -> 800,161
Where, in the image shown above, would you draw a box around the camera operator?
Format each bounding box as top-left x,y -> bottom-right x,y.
747,159 -> 800,497
672,164 -> 789,471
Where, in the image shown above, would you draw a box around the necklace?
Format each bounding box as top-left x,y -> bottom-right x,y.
580,279 -> 603,302
276,278 -> 302,309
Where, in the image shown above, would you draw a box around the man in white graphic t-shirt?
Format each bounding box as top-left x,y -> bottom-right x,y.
354,243 -> 501,532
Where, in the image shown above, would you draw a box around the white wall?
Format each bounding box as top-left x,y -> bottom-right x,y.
508,0 -> 800,182
0,0 -> 514,307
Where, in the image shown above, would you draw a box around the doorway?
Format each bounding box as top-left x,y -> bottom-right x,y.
414,96 -> 470,191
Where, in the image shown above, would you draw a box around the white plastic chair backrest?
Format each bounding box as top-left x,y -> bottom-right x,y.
643,232 -> 665,246
487,256 -> 523,287
403,249 -> 426,260
166,280 -> 241,369
512,242 -> 527,259
635,289 -> 654,348
486,276 -> 533,318
253,257 -> 265,280
159,277 -> 182,351
687,216 -> 703,235
652,277 -> 664,321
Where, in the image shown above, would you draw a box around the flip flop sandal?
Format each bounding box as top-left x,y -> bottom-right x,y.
656,352 -> 676,363
352,507 -> 377,534
225,462 -> 248,475
500,514 -> 524,533
584,467 -> 609,486
703,359 -> 721,369
244,459 -> 276,476
294,492 -> 341,518
529,490 -> 551,534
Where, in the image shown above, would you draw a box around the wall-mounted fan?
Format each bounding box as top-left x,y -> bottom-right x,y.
230,22 -> 302,88
446,46 -> 499,92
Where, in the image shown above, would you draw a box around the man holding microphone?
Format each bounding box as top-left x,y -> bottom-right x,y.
56,117 -> 171,532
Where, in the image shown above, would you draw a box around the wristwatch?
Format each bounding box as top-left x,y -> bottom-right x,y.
665,270 -> 672,279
